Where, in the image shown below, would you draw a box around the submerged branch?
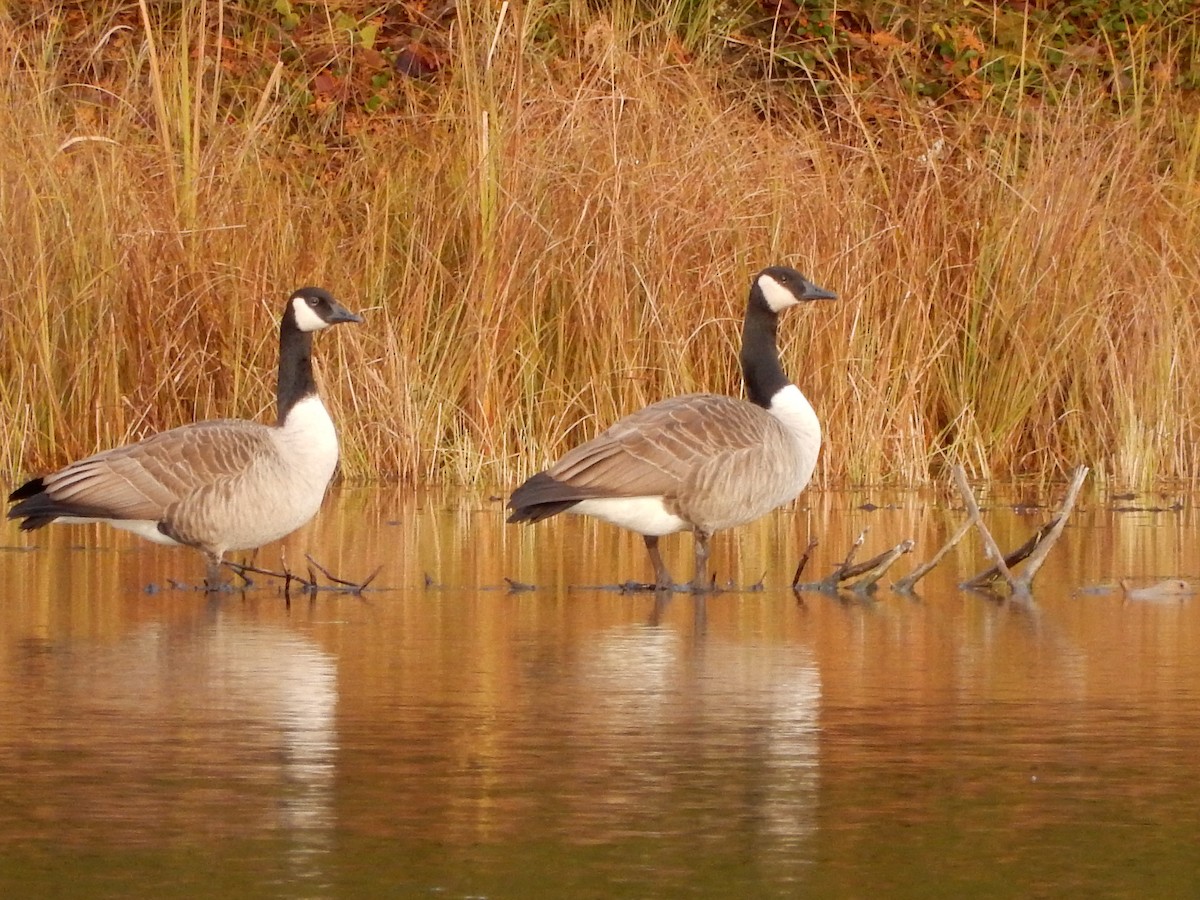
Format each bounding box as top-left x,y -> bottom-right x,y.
894,500 -> 977,593
958,464 -> 1090,596
791,528 -> 914,595
952,466 -> 1019,590
892,464 -> 1089,597
791,536 -> 819,589
846,539 -> 916,591
961,521 -> 1053,589
1014,466 -> 1089,588
223,555 -> 379,596
305,554 -> 383,591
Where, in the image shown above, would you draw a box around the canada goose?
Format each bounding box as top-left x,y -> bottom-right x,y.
7,287 -> 362,588
507,265 -> 836,592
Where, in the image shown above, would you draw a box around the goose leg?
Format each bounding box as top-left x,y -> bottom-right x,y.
692,529 -> 712,594
204,551 -> 224,592
643,535 -> 674,591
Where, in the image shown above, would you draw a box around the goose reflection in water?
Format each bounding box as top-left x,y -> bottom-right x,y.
7,613 -> 337,887
571,620 -> 821,863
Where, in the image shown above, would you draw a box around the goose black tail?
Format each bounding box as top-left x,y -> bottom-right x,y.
8,478 -> 82,530
506,472 -> 584,523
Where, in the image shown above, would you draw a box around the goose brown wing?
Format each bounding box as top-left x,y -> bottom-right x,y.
547,393 -> 776,497
28,419 -> 276,522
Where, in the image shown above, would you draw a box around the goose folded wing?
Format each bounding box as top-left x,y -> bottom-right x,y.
547,394 -> 777,497
38,420 -> 275,520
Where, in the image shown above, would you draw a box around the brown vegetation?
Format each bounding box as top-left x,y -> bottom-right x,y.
2,3 -> 1199,488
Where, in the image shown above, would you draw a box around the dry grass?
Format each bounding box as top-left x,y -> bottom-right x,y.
2,3 -> 1199,490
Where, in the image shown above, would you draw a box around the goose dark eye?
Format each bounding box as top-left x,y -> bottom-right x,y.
307,296 -> 321,307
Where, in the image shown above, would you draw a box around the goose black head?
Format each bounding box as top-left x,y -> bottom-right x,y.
287,287 -> 364,333
753,266 -> 837,314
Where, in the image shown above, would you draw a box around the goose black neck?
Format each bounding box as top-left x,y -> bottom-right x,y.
740,299 -> 791,409
276,319 -> 317,424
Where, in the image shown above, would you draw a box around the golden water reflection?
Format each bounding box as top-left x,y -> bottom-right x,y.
1,487 -> 1199,895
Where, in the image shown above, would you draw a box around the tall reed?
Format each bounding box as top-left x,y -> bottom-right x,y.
1,4 -> 1198,489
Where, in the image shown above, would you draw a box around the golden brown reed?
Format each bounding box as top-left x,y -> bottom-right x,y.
1,5 -> 1199,490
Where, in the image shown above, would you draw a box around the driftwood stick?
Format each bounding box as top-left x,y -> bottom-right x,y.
952,466 -> 1019,591
894,504 -> 978,592
961,465 -> 1090,594
306,555 -> 382,594
962,518 -> 1057,588
790,464 -> 1088,597
223,556 -> 377,595
847,539 -> 916,591
227,562 -> 256,588
306,554 -> 365,589
791,536 -> 819,589
842,528 -> 867,569
225,559 -> 316,588
306,555 -> 348,585
304,554 -> 380,594
358,565 -> 384,591
794,534 -> 912,594
837,541 -> 910,582
1015,465 -> 1089,589
818,528 -> 867,590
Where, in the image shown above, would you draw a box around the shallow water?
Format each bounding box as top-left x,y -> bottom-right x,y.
2,487 -> 1199,898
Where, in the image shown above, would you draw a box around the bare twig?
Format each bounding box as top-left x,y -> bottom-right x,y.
222,556 -> 378,595
305,554 -> 381,592
225,559 -> 316,589
786,464 -> 1089,598
894,501 -> 978,593
791,536 -> 819,589
952,466 -> 1019,591
841,528 -> 867,569
306,555 -> 352,585
836,545 -> 904,581
1014,465 -> 1089,589
958,464 -> 1090,595
792,531 -> 912,594
961,520 -> 1053,589
359,566 -> 383,591
847,539 -> 916,591
817,528 -> 867,590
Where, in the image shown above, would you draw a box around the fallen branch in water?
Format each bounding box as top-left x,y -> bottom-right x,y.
952,466 -> 1018,588
893,491 -> 978,593
223,553 -> 381,599
791,536 -> 819,588
825,528 -> 868,587
844,539 -> 916,591
793,527 -> 915,595
957,464 -> 1090,597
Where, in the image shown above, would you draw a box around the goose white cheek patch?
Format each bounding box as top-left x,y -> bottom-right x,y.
757,274 -> 800,312
292,297 -> 330,332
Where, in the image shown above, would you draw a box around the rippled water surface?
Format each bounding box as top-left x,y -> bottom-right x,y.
3,487 -> 1200,898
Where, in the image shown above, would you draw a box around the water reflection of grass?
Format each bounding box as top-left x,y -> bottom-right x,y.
2,6 -> 1198,489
